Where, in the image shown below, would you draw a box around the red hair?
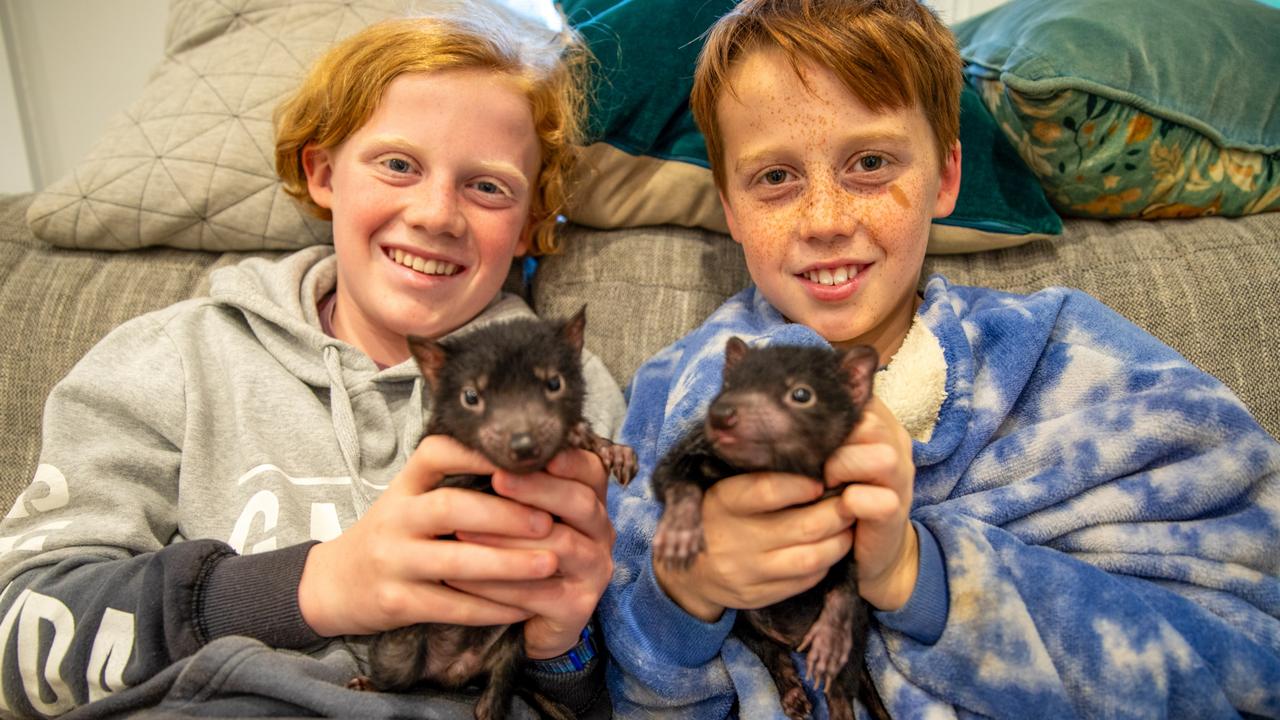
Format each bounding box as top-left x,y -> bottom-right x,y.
691,0 -> 962,189
274,7 -> 590,254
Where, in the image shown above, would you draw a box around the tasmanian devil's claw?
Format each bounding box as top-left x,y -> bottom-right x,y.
602,444 -> 638,485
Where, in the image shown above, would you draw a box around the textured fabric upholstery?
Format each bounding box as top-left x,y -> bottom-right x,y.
4,190 -> 1278,510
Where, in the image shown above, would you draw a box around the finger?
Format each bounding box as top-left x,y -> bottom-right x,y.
824,442 -> 898,489
457,525 -> 603,578
838,483 -> 902,523
396,435 -> 498,495
490,472 -> 612,541
758,532 -> 854,585
757,496 -> 855,546
854,397 -> 912,447
404,538 -> 559,582
410,487 -> 552,539
545,447 -> 608,503
711,472 -> 825,515
395,582 -> 534,627
448,576 -> 568,609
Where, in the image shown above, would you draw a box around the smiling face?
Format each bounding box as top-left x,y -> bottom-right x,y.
303,69 -> 540,365
717,48 -> 961,361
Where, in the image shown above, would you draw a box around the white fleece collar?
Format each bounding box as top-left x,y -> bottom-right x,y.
874,315 -> 947,443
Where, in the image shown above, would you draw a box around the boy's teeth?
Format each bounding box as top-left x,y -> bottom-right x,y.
392,248 -> 458,276
806,265 -> 858,286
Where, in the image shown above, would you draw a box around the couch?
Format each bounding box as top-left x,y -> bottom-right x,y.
3,0 -> 1279,519
3,188 -> 1278,512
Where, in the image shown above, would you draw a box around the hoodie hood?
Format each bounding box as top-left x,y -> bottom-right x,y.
208,246 -> 536,386
206,246 -> 540,512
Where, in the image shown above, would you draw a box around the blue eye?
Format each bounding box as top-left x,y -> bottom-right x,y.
475,181 -> 502,195
386,158 -> 413,174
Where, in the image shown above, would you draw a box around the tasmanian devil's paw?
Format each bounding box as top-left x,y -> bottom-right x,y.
652,508 -> 705,569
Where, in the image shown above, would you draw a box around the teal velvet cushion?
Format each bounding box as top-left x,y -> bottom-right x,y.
954,0 -> 1280,218
560,0 -> 1062,253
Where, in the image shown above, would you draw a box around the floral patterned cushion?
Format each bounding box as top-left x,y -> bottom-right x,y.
954,0 -> 1280,220
970,77 -> 1280,219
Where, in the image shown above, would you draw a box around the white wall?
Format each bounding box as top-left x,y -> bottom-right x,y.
0,10 -> 32,194
1,0 -> 167,193
0,0 -> 1006,196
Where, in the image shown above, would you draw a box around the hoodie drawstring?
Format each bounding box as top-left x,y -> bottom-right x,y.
323,346 -> 371,515
403,375 -> 428,460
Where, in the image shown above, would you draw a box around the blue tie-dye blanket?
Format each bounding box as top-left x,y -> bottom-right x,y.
601,275 -> 1280,719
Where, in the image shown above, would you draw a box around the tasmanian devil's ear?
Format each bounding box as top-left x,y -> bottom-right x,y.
840,344 -> 879,409
723,336 -> 749,374
559,305 -> 587,355
406,335 -> 449,389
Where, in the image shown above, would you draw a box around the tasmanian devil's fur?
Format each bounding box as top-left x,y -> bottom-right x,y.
651,336 -> 888,720
353,307 -> 635,720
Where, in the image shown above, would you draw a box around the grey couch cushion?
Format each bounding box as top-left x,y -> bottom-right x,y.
0,193 -> 527,504
4,188 -> 1278,510
0,194 -> 270,501
534,224 -> 752,385
535,212 -> 1280,440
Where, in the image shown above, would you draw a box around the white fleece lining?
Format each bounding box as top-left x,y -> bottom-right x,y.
874,316 -> 947,443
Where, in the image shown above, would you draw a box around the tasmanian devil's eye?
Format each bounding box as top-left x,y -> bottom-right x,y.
545,374 -> 562,393
787,385 -> 814,406
461,388 -> 482,408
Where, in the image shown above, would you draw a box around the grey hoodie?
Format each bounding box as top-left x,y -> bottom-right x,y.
0,246 -> 626,718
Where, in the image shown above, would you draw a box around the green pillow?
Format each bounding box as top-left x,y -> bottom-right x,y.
561,0 -> 1061,253
954,0 -> 1280,219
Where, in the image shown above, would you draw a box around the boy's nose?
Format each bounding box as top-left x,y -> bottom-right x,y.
405,179 -> 466,237
800,177 -> 854,244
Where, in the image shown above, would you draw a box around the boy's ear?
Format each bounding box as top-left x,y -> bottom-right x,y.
514,223 -> 532,258
931,140 -> 963,219
719,190 -> 742,246
302,144 -> 335,210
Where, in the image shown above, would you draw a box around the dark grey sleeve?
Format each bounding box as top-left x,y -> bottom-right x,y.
0,540 -> 323,718
522,621 -> 610,718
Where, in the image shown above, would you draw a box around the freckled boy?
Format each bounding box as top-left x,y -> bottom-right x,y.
601,0 -> 1280,718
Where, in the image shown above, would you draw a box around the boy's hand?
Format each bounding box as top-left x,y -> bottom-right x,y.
826,396 -> 919,611
448,447 -> 615,659
297,435 -> 558,637
653,472 -> 855,622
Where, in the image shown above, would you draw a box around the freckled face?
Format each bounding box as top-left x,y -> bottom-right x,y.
303,70 -> 540,366
717,48 -> 961,360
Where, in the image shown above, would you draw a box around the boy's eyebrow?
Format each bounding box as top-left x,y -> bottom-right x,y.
733,130 -> 913,172
473,161 -> 532,190
366,135 -> 531,189
367,135 -> 419,155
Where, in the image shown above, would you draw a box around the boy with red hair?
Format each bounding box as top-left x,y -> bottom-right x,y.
602,1 -> 1280,717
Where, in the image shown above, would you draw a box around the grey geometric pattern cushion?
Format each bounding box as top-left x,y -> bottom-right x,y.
26,0 -> 409,251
